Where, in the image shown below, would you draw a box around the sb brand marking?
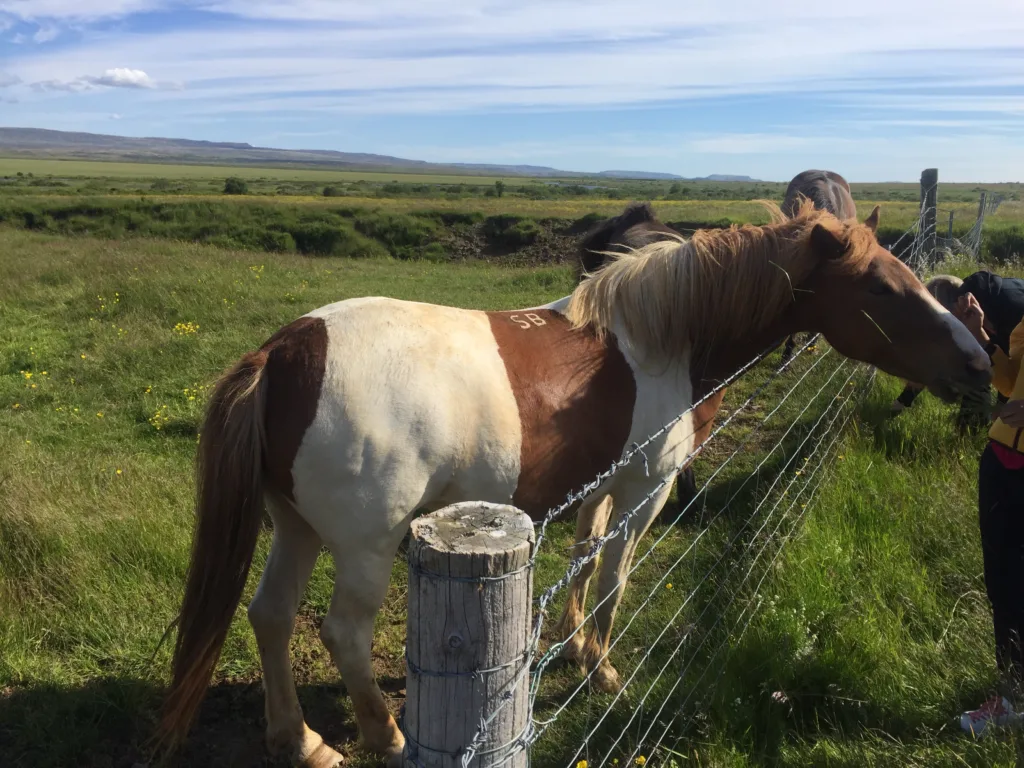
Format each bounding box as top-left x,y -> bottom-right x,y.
510,313 -> 547,330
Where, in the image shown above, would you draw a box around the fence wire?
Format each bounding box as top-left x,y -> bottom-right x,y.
405,183 -> 992,768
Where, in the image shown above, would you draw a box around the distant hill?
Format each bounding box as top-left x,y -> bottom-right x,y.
0,127 -> 760,182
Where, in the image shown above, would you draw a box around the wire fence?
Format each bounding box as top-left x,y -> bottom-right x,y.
401,175 -> 991,768
901,185 -> 990,272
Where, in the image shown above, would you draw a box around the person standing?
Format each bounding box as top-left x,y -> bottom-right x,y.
957,292 -> 1024,736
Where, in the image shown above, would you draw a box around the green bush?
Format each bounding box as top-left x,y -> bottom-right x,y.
352,211 -> 439,258
223,177 -> 249,195
261,231 -> 297,253
323,185 -> 343,197
289,221 -> 386,258
481,214 -> 541,248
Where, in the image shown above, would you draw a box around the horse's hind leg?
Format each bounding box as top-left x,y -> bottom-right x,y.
247,496 -> 342,767
552,493 -> 613,665
319,543 -> 405,767
582,479 -> 674,693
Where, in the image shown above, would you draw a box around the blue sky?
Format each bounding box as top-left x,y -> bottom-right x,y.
1,0 -> 1023,181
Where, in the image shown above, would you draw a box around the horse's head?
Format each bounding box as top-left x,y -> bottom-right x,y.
781,169 -> 857,222
793,206 -> 990,402
575,202 -> 679,284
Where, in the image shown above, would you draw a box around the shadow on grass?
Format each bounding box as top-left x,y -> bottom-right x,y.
0,672 -> 405,767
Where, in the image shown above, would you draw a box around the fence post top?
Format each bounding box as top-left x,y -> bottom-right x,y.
410,502 -> 535,557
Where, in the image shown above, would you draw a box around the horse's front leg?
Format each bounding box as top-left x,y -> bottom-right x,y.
551,493 -> 613,666
581,479 -> 674,693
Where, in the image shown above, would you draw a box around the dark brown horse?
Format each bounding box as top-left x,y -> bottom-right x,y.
780,170 -> 858,362
575,203 -> 726,520
781,169 -> 857,221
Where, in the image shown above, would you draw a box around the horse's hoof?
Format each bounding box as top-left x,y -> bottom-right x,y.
593,663 -> 622,694
301,741 -> 344,768
384,744 -> 404,768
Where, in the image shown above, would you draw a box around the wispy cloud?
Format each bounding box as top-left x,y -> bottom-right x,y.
32,23 -> 58,42
0,72 -> 19,87
30,67 -> 181,92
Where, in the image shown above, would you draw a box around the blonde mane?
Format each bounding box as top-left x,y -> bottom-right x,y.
565,199 -> 877,365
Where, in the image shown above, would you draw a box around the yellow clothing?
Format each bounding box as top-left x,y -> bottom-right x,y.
989,318 -> 1024,450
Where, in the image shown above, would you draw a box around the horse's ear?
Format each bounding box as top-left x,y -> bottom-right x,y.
864,205 -> 880,233
810,223 -> 847,260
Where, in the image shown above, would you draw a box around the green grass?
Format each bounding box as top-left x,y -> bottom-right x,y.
0,157 -> 533,185
0,229 -> 1021,767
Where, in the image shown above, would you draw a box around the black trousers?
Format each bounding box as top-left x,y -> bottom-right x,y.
978,443 -> 1024,693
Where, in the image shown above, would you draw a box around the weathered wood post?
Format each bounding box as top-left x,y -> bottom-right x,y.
404,502 -> 535,768
947,210 -> 955,239
920,168 -> 938,264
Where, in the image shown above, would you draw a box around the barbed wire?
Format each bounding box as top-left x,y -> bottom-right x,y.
407,181 -> 992,768
559,362 -> 865,768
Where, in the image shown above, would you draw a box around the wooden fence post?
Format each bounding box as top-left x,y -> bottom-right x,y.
404,502 -> 535,768
920,168 -> 938,264
947,210 -> 954,239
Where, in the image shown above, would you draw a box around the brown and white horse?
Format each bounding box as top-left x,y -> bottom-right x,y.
780,170 -> 859,363
158,202 -> 990,768
574,202 -> 725,520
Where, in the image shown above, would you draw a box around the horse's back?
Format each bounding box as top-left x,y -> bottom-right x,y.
290,297 -> 523,521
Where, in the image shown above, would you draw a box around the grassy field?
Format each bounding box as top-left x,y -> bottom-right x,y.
0,228 -> 1021,767
0,156 -> 537,186
3,155 -> 1022,205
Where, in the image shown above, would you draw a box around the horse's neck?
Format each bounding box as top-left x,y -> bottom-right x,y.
689,317 -> 799,397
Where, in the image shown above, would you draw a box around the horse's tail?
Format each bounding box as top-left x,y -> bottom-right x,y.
156,349 -> 269,752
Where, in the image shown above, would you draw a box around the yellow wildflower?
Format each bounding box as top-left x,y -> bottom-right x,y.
116,469 -> 123,475
666,583 -> 673,590
576,762 -> 588,768
636,758 -> 646,767
12,403 -> 20,409
96,412 -> 104,418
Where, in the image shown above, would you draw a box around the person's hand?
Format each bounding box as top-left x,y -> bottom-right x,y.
954,292 -> 987,343
995,400 -> 1024,428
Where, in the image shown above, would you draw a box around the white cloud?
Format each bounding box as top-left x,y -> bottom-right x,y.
29,67 -> 181,92
89,67 -> 156,88
0,72 -> 19,87
109,112 -> 122,119
33,24 -> 59,42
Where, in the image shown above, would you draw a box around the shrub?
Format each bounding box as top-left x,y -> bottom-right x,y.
323,185 -> 343,197
352,211 -> 439,258
482,214 -> 541,248
289,221 -> 386,258
223,177 -> 249,195
261,231 -> 297,253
